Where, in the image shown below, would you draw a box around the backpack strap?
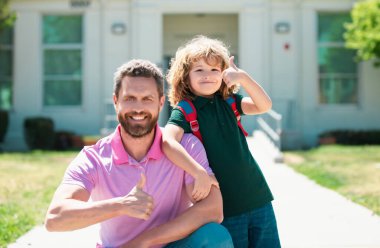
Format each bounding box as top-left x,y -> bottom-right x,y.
226,96 -> 249,137
176,99 -> 203,142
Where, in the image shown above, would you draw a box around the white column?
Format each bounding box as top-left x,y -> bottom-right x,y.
239,4 -> 269,134
131,2 -> 162,64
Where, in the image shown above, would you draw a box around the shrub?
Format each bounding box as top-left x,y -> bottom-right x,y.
319,130 -> 380,145
0,110 -> 9,143
54,131 -> 84,150
24,117 -> 55,150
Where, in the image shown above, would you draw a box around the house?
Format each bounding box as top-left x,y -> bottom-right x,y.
1,0 -> 380,150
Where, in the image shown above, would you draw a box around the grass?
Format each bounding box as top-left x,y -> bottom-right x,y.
0,151 -> 77,248
285,145 -> 380,216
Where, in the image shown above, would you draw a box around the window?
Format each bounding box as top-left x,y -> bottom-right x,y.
0,27 -> 13,110
318,13 -> 358,104
43,15 -> 83,106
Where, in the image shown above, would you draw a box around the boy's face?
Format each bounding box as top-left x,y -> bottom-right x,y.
188,58 -> 223,98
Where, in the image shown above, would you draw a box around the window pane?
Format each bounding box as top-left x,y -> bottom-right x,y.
318,13 -> 350,42
44,50 -> 81,75
319,77 -> 358,104
44,80 -> 82,106
318,47 -> 357,73
0,27 -> 13,45
43,15 -> 82,44
0,50 -> 13,76
0,80 -> 12,109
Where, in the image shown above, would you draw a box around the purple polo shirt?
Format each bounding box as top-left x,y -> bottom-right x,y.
62,124 -> 212,248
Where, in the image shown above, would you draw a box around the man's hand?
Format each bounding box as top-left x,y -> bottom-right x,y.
119,173 -> 154,220
192,170 -> 219,202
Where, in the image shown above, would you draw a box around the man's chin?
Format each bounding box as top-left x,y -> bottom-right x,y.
122,125 -> 155,139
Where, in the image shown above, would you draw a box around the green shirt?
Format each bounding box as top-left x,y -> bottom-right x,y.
168,93 -> 273,217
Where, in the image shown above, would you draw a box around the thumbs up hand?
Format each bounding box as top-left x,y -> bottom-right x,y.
222,56 -> 246,88
119,173 -> 154,220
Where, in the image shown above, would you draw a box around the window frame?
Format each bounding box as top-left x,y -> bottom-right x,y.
316,11 -> 360,107
0,27 -> 14,110
41,14 -> 84,109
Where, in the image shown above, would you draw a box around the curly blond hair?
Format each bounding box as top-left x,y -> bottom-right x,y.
166,35 -> 239,106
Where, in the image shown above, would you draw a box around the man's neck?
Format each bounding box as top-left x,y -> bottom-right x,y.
120,128 -> 156,162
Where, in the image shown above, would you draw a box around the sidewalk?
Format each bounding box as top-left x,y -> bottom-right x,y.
9,131 -> 380,248
249,131 -> 380,248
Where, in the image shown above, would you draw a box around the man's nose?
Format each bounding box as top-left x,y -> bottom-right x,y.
130,100 -> 145,112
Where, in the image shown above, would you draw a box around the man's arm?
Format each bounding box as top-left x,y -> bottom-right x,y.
45,174 -> 153,231
123,178 -> 223,248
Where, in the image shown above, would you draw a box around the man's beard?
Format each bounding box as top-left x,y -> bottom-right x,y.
118,111 -> 158,138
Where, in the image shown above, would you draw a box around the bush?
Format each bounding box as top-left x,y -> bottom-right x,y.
319,130 -> 380,145
24,117 -> 55,150
0,110 -> 9,143
54,131 -> 84,150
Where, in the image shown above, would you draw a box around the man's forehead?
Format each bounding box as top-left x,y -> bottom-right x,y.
120,76 -> 159,94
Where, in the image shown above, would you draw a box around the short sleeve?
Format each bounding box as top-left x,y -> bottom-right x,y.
234,93 -> 245,116
167,107 -> 192,133
180,134 -> 213,185
61,150 -> 97,193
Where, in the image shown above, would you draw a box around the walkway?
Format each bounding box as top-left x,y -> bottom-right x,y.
9,131 -> 380,247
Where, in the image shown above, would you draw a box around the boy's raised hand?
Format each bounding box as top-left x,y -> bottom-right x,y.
192,170 -> 219,202
222,56 -> 245,88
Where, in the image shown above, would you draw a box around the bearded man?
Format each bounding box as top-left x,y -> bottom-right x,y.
45,59 -> 233,248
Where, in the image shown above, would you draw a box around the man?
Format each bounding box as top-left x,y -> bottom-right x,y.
45,59 -> 233,248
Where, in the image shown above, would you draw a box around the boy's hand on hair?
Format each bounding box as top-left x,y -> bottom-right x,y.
192,170 -> 219,202
222,56 -> 246,88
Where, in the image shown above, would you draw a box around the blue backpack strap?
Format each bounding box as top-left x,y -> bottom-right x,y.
176,99 -> 203,142
226,96 -> 248,137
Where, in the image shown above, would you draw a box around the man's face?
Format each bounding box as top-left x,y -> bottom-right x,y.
113,76 -> 164,138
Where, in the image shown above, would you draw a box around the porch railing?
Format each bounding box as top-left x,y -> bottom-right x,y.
100,99 -> 118,136
256,109 -> 284,163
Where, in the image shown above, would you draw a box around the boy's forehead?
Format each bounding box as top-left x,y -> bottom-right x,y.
192,56 -> 222,67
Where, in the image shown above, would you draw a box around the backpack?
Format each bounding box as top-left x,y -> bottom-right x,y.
176,96 -> 248,142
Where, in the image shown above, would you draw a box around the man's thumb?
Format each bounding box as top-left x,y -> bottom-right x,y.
229,56 -> 238,71
136,173 -> 146,190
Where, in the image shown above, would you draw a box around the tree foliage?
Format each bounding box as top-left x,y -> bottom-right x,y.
344,0 -> 380,66
0,0 -> 16,32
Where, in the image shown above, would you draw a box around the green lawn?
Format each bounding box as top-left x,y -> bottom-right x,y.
0,151 -> 77,247
285,145 -> 380,216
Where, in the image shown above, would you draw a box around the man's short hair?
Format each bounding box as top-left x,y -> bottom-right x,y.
113,59 -> 164,98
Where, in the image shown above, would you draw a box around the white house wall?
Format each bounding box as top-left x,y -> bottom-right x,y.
5,0 -> 380,150
301,0 -> 380,147
8,0 -> 104,150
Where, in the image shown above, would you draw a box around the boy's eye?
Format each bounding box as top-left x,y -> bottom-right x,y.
212,68 -> 221,72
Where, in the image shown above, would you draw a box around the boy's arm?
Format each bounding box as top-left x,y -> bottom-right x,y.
122,182 -> 223,248
223,56 -> 272,115
162,124 -> 218,201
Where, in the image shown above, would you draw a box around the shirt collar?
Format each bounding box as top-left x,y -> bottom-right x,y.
111,124 -> 163,165
193,94 -> 218,109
